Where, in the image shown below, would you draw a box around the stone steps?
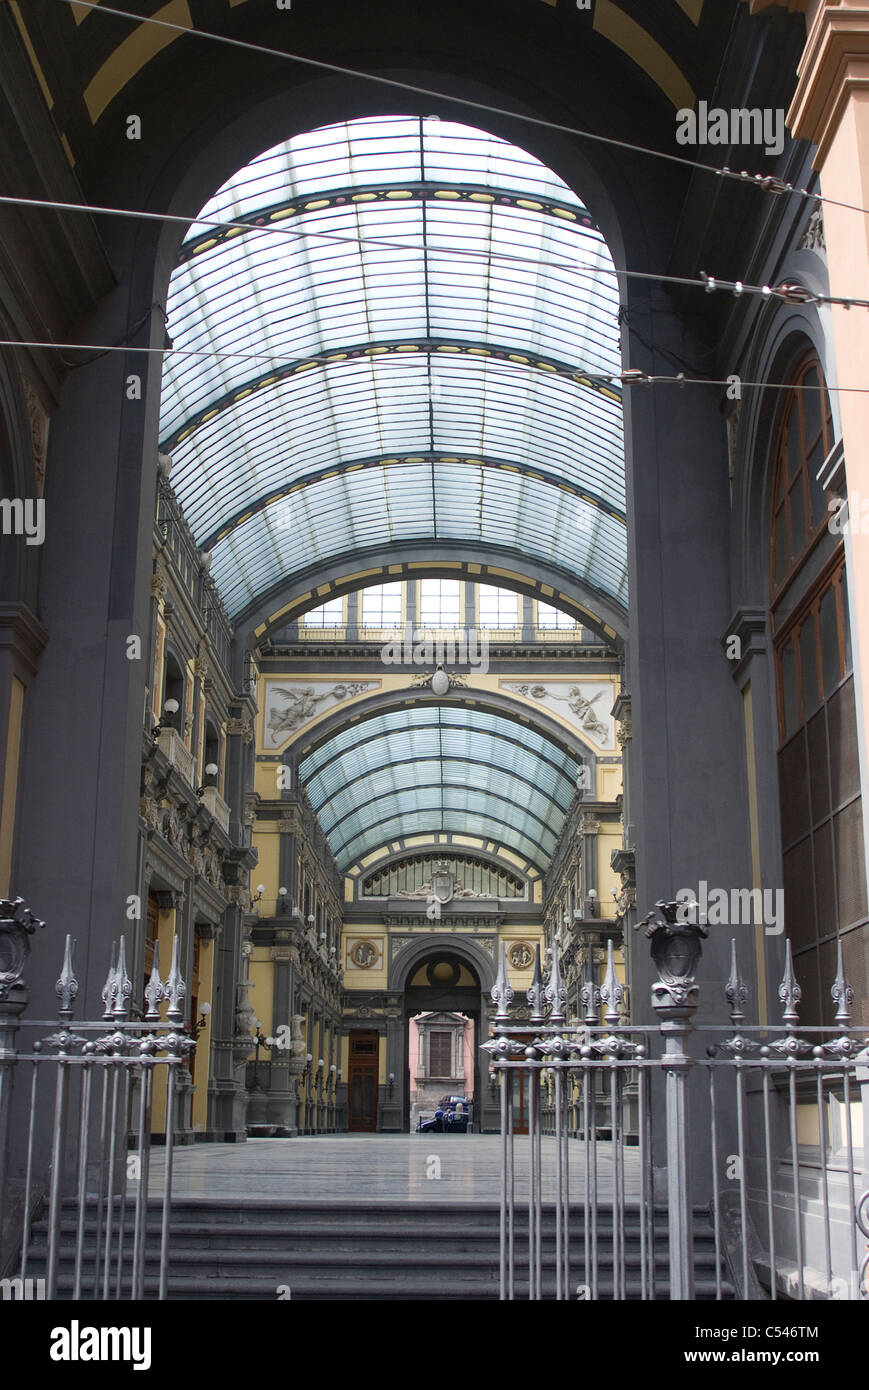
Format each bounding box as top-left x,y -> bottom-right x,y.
24,1200 -> 734,1300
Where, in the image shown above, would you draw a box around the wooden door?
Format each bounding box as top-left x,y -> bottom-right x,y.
347,1031 -> 379,1132
511,1031 -> 534,1135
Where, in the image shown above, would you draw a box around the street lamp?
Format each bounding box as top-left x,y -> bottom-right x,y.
197,762 -> 219,797
152,697 -> 179,739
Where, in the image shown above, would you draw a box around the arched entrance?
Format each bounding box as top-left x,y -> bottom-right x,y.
392,935 -> 497,1133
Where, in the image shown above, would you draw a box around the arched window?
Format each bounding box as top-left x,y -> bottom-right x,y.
770,356 -> 833,598
770,355 -> 867,1024
162,652 -> 185,732
203,718 -> 221,788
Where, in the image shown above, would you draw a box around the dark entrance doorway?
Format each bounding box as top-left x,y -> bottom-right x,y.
347,1030 -> 379,1132
403,953 -> 482,1132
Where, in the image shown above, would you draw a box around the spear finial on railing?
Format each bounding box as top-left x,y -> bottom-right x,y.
544,939 -> 567,1024
580,943 -> 601,1026
144,939 -> 165,1020
600,938 -> 624,1027
527,942 -> 546,1024
55,935 -> 79,1021
112,936 -> 133,1021
491,943 -> 514,1024
164,935 -> 187,1024
778,938 -> 801,1027
831,938 -> 854,1028
725,938 -> 748,1027
101,940 -> 118,1020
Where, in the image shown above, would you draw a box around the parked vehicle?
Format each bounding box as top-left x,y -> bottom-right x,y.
416,1096 -> 472,1133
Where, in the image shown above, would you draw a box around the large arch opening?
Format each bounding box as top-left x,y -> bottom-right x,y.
154,110 -> 628,1143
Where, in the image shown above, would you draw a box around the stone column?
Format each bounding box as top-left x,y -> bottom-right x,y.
479,997 -> 502,1133
521,594 -> 535,643
345,588 -> 359,641
208,704 -> 257,1140
13,276 -> 165,1019
623,283 -> 751,1028
381,1003 -> 404,1131
264,933 -> 300,1135
579,813 -> 600,912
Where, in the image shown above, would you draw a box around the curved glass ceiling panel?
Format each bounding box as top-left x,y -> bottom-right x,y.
159,114 -> 626,620
162,203 -> 618,441
339,811 -> 547,873
210,463 -> 627,616
298,705 -> 579,870
169,354 -> 623,543
193,117 -> 587,221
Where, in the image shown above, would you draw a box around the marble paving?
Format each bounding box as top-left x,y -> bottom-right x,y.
146,1134 -> 643,1205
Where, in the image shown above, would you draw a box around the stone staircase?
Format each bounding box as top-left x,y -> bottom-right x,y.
25,1200 -> 735,1300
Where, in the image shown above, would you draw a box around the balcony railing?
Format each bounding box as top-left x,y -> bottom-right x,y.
157,727 -> 195,786
201,785 -> 230,832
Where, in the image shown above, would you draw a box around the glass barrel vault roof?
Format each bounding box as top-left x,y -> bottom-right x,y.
159,115 -> 627,620
298,705 -> 581,871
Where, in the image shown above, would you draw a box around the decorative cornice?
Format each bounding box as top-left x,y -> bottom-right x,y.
0,603 -> 49,682
721,607 -> 769,682
786,5 -> 869,164
610,847 -> 636,878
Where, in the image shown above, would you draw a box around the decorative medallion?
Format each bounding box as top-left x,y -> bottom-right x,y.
348,937 -> 383,970
508,941 -> 535,970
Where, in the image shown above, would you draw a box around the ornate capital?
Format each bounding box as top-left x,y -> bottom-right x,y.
226,715 -> 253,744
151,563 -> 168,602
154,889 -> 183,913
20,376 -> 49,498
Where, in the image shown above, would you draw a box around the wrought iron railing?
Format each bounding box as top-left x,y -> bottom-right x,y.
0,899 -> 194,1300
483,901 -> 869,1301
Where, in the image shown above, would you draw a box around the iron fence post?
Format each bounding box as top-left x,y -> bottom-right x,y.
636,899 -> 706,1302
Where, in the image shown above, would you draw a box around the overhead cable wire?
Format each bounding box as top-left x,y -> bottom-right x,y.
1,192 -> 866,311
1,338 -> 866,396
55,0 -> 869,220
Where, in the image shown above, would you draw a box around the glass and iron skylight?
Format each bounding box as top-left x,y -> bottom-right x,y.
159,115 -> 627,619
298,704 -> 581,871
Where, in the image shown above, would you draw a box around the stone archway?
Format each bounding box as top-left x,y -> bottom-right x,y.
388,935 -> 497,1133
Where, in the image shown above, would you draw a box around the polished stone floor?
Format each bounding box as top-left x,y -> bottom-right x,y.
147,1134 -> 642,1204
